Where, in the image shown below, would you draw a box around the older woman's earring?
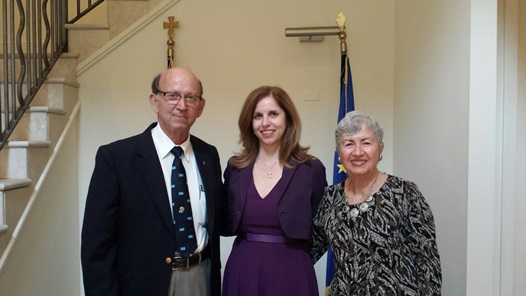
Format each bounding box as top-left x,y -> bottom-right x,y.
379,155 -> 383,161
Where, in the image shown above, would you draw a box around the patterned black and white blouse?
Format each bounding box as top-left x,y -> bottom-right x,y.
310,175 -> 442,296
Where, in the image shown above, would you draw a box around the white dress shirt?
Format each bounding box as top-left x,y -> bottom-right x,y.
151,125 -> 208,253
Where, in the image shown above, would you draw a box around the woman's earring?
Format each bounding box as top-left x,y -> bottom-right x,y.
379,155 -> 383,161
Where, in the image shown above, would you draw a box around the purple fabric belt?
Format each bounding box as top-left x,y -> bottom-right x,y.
241,233 -> 292,243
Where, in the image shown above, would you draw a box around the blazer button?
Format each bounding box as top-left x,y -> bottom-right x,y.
165,257 -> 172,264
280,211 -> 286,217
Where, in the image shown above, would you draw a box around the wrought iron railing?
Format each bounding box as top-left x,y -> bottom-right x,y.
0,0 -> 104,150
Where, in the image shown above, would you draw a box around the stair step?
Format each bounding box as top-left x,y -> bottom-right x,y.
9,106 -> 68,142
0,178 -> 32,230
107,0 -> 150,39
31,78 -> 80,113
65,24 -> 110,64
0,178 -> 32,191
0,53 -> 79,83
0,141 -> 51,180
47,53 -> 80,79
0,178 -> 32,255
1,77 -> 78,114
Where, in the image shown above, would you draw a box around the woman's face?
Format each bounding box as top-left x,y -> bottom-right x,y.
338,124 -> 383,177
252,95 -> 286,150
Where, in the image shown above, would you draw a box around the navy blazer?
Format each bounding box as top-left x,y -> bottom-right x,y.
81,123 -> 223,296
222,157 -> 327,240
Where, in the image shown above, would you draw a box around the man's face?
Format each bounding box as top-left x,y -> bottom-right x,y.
150,68 -> 205,143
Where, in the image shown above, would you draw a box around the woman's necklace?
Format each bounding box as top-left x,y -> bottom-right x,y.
258,157 -> 279,179
345,172 -> 380,220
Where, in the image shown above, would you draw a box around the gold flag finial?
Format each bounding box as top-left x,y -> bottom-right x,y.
163,16 -> 180,68
336,10 -> 347,53
336,10 -> 346,30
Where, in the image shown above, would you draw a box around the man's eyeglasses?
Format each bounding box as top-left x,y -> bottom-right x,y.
157,90 -> 201,106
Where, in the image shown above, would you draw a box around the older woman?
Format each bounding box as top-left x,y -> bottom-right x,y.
310,110 -> 442,295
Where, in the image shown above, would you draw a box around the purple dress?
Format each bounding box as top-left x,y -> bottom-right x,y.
222,176 -> 319,296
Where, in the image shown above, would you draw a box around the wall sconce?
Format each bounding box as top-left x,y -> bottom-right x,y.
284,26 -> 340,42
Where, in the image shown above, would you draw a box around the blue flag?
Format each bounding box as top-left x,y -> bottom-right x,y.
326,51 -> 355,295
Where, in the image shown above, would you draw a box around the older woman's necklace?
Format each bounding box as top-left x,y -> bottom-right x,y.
258,157 -> 279,179
345,172 -> 379,219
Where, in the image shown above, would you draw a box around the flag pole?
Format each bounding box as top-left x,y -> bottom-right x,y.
326,10 -> 355,296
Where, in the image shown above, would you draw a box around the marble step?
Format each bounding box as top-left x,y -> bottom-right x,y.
64,24 -> 110,64
0,141 -> 51,180
0,178 -> 32,256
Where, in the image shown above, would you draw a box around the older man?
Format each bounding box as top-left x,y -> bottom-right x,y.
81,67 -> 223,296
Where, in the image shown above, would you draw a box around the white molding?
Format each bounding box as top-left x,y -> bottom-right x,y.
76,0 -> 180,75
499,0 -> 519,294
466,0 -> 501,295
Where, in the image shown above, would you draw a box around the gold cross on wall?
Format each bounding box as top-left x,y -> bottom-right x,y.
164,16 -> 179,39
164,16 -> 180,68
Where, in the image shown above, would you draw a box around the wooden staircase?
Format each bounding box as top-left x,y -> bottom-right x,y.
0,0 -> 162,270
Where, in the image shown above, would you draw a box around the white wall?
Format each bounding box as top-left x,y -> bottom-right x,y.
394,1 -> 470,295
77,1 -> 394,295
